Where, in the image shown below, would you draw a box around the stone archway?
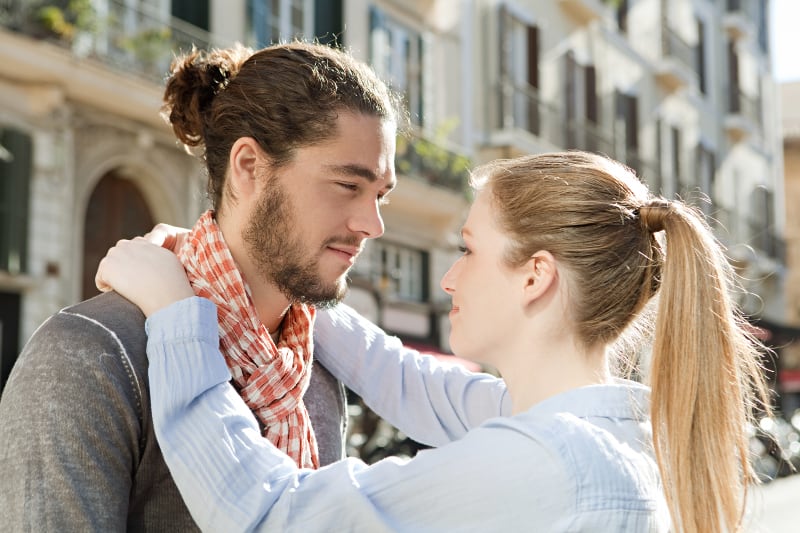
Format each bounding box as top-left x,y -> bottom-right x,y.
81,170 -> 155,300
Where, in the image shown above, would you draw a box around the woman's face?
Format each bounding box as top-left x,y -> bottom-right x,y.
440,191 -> 526,364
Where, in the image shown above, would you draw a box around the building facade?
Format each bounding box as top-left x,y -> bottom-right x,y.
0,0 -> 788,411
778,80 -> 800,415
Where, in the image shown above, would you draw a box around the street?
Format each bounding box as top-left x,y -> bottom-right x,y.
746,474 -> 800,532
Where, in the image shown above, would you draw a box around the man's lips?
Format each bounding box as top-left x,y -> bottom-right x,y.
326,245 -> 360,262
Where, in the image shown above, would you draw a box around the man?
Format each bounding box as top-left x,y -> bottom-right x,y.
0,42 -> 400,530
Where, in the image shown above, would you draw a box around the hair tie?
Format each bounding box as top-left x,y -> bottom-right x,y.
639,199 -> 673,233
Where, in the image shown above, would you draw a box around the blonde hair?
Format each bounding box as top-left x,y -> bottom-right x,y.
472,151 -> 770,532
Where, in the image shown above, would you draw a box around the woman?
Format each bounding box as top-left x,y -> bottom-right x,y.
97,151 -> 769,532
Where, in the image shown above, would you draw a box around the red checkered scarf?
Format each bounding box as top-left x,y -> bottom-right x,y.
177,210 -> 319,469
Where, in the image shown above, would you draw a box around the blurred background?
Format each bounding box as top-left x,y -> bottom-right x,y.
0,0 -> 798,486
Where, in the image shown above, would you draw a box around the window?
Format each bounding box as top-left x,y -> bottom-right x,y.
171,0 -> 209,31
757,0 -> 769,54
749,185 -> 779,259
727,39 -> 741,113
0,291 -> 21,390
696,18 -> 707,95
353,241 -> 429,303
615,0 -> 629,33
498,5 -> 539,134
564,52 -> 600,152
695,143 -> 716,214
614,90 -> 639,171
615,91 -> 638,150
314,0 -> 343,46
671,126 -> 682,193
0,127 -> 31,275
370,6 -> 424,126
246,0 -> 310,47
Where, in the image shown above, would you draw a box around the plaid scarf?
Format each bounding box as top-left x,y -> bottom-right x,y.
177,210 -> 319,469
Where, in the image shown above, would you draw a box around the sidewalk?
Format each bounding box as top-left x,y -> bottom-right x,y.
746,474 -> 800,532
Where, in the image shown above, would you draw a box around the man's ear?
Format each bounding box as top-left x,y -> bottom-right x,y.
521,251 -> 557,306
227,137 -> 264,197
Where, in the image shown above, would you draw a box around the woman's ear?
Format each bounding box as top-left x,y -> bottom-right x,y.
228,137 -> 264,197
521,251 -> 557,307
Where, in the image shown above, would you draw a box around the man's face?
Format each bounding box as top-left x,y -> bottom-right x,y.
243,112 -> 397,307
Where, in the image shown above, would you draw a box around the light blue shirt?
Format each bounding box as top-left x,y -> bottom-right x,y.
145,297 -> 670,532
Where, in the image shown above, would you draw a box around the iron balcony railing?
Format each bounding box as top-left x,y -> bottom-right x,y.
728,86 -> 762,129
492,78 -> 661,188
662,25 -> 697,74
726,0 -> 758,19
494,78 -> 563,145
711,205 -> 786,263
1,0 -> 219,83
395,129 -> 472,195
564,118 -> 616,156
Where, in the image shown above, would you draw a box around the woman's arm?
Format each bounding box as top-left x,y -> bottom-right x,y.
95,237 -> 510,448
315,305 -> 510,446
147,297 -> 558,532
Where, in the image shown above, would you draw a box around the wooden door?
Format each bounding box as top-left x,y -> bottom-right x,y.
82,172 -> 155,300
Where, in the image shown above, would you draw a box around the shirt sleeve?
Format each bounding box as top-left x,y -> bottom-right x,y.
146,297 -> 570,532
313,304 -> 511,446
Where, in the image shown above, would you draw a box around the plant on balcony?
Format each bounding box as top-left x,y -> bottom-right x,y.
118,27 -> 173,72
396,119 -> 472,194
32,0 -> 97,43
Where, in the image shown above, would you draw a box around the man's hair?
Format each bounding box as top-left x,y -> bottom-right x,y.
162,42 -> 402,209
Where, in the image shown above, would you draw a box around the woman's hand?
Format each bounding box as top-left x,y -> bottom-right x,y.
95,237 -> 194,317
143,223 -> 191,252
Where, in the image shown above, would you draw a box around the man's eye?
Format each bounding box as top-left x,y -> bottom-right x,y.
338,182 -> 358,191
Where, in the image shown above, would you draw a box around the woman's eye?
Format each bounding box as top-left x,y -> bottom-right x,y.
458,245 -> 471,255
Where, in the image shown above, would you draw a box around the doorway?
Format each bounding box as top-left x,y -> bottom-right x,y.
82,172 -> 155,300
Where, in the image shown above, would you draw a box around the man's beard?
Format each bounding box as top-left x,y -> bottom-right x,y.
242,176 -> 350,308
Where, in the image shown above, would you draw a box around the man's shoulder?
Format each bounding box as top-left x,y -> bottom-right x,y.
6,292 -> 149,402
39,292 -> 147,351
61,290 -> 146,331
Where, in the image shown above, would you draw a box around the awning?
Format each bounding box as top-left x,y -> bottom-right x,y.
402,341 -> 483,373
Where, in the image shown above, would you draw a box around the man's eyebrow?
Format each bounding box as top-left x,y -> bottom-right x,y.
326,164 -> 378,182
326,164 -> 396,191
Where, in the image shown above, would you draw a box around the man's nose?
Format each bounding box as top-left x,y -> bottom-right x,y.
350,199 -> 384,238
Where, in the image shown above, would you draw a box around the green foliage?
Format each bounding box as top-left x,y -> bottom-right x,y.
34,0 -> 97,41
118,27 -> 173,63
396,118 -> 472,194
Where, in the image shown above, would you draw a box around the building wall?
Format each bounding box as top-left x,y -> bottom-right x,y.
0,0 -> 788,382
0,20 -> 204,354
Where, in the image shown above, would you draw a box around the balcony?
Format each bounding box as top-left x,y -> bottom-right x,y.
655,26 -> 697,92
558,0 -> 612,26
723,0 -> 754,39
623,151 -> 661,191
711,206 -> 786,269
0,0 -> 218,84
564,119 -> 615,156
395,129 -> 471,196
725,86 -> 760,141
488,79 -> 564,155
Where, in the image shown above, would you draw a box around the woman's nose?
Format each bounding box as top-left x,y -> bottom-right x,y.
440,258 -> 461,295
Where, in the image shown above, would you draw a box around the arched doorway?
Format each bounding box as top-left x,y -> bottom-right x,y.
82,171 -> 155,300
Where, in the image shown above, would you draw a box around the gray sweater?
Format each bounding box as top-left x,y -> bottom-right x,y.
0,292 -> 347,532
